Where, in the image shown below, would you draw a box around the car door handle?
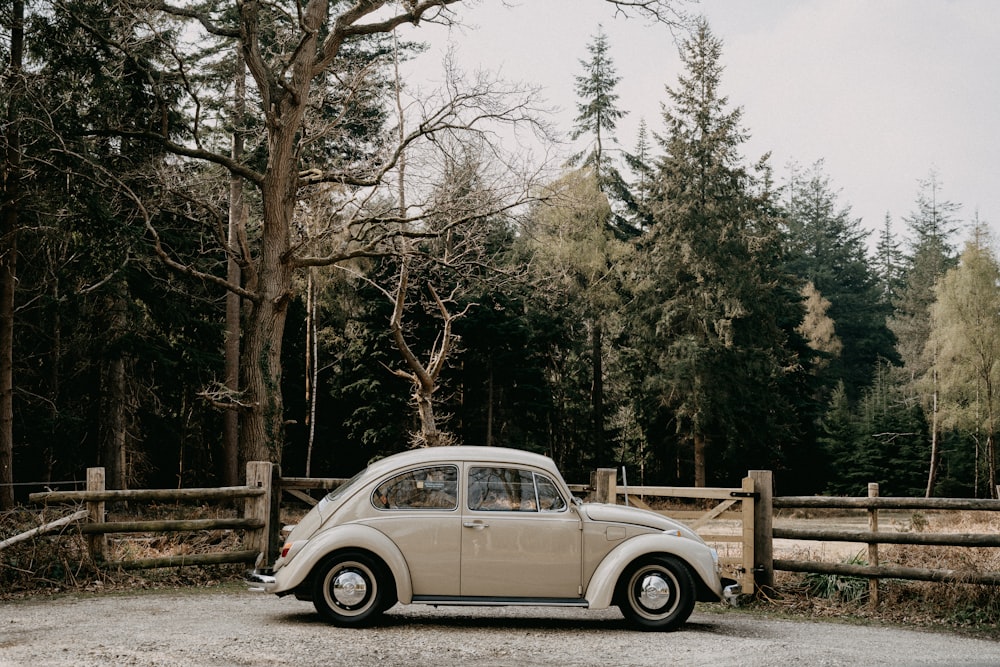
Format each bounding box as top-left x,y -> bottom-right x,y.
463,520 -> 489,529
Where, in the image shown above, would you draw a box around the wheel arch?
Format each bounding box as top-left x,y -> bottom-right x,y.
277,523 -> 413,605
584,533 -> 722,609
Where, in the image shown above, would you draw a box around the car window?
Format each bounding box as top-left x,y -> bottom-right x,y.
322,468 -> 366,503
372,465 -> 458,510
468,467 -> 566,512
535,473 -> 567,511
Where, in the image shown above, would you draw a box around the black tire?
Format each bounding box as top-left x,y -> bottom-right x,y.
617,555 -> 696,631
311,551 -> 390,627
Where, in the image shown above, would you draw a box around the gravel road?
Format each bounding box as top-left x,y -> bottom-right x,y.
3,586 -> 999,667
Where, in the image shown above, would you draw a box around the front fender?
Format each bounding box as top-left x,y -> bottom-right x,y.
270,523 -> 413,604
585,533 -> 722,609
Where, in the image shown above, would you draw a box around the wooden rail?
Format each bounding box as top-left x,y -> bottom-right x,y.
770,482 -> 1000,600
279,476 -> 348,506
28,463 -> 273,569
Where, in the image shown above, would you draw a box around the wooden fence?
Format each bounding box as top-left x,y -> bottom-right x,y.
590,470 -> 1000,596
17,463 -> 1000,597
771,481 -> 1000,603
24,463 -> 277,569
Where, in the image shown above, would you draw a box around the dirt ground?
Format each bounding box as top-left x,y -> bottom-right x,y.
3,585 -> 999,667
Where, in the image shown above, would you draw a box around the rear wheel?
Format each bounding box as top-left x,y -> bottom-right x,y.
617,555 -> 695,631
311,551 -> 390,627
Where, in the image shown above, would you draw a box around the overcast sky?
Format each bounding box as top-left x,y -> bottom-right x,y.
403,0 -> 999,250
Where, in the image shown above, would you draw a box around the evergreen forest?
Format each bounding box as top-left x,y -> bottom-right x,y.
2,1 -> 998,508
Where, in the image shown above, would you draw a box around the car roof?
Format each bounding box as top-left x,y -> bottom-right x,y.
363,446 -> 557,478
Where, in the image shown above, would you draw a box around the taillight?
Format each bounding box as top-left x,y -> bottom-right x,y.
281,542 -> 292,558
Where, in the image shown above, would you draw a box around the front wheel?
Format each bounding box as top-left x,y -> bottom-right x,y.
312,551 -> 390,627
617,555 -> 695,631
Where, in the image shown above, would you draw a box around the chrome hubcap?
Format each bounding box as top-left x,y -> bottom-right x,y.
638,573 -> 672,610
332,569 -> 368,607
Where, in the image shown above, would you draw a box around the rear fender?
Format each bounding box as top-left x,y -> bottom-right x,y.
585,533 -> 722,609
272,523 -> 413,604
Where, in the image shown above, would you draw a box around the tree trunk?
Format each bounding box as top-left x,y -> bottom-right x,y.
486,359 -> 494,447
304,270 -> 318,476
592,319 -> 605,463
235,1 -> 318,471
99,352 -> 128,490
0,0 -> 24,509
239,277 -> 291,468
223,47 -> 246,487
415,383 -> 444,447
98,288 -> 129,490
47,275 -> 61,484
693,432 -> 706,487
238,170 -> 294,468
989,433 -> 997,499
987,378 -> 997,498
925,382 -> 939,498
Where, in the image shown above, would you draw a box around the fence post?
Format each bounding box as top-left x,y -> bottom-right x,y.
594,468 -> 618,504
739,475 -> 756,595
868,482 -> 880,606
749,470 -> 773,593
246,462 -> 279,566
86,467 -> 107,562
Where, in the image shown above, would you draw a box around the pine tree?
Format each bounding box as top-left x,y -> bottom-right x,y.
633,18 -> 806,485
782,161 -> 897,401
891,171 -> 960,379
890,171 -> 960,495
570,25 -> 638,239
624,118 -> 656,230
571,26 -> 625,180
874,213 -> 906,308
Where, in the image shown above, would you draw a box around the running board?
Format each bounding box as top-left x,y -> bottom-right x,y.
412,595 -> 589,608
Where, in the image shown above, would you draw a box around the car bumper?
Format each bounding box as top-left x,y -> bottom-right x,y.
246,568 -> 277,593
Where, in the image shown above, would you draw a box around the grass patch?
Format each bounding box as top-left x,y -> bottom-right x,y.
802,552 -> 870,603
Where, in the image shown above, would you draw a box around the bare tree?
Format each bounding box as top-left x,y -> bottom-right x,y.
57,0 -> 688,473
387,262 -> 468,447
364,125 -> 526,447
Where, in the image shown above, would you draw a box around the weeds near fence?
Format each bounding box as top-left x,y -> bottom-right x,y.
802,552 -> 870,603
765,511 -> 1000,635
1,506 -> 245,599
879,512 -> 1000,630
1,508 -> 97,594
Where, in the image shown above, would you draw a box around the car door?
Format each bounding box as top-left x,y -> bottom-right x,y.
364,464 -> 462,596
460,465 -> 583,599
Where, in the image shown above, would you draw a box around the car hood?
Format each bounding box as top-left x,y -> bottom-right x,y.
582,503 -> 705,543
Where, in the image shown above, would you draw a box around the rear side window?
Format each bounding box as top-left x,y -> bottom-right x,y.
468,467 -> 567,512
372,465 -> 458,510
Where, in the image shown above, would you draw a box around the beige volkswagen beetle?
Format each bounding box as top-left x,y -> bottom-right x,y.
248,446 -> 737,631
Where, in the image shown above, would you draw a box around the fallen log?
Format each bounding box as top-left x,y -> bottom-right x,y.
0,509 -> 89,551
